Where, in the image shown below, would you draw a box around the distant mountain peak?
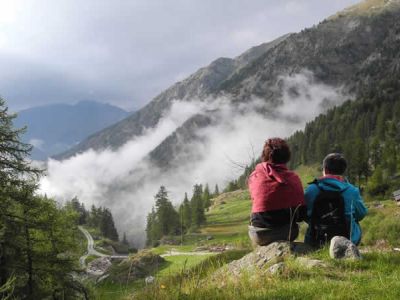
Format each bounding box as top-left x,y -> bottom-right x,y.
329,0 -> 400,19
15,101 -> 130,160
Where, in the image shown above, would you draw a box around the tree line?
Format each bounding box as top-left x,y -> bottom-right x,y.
287,78 -> 400,197
68,197 -> 119,242
0,98 -> 90,299
222,78 -> 400,200
145,184 -> 219,246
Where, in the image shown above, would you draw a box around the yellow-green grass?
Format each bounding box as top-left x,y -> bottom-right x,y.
360,199 -> 400,246
106,165 -> 399,299
157,254 -> 215,277
131,247 -> 400,300
94,280 -> 143,300
295,164 -> 321,187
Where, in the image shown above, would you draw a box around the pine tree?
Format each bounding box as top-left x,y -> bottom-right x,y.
100,208 -> 119,241
0,98 -> 88,298
145,207 -> 159,246
190,184 -> 205,227
145,186 -> 180,245
203,184 -> 211,209
122,232 -> 129,246
180,193 -> 192,231
214,184 -> 220,197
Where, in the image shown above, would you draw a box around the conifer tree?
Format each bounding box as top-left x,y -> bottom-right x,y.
214,184 -> 220,197
180,192 -> 192,231
0,98 -> 88,298
203,184 -> 211,209
122,232 -> 129,246
100,208 -> 119,241
190,184 -> 205,227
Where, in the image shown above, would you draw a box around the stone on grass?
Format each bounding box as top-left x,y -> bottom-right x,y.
268,262 -> 285,274
145,275 -> 155,285
329,236 -> 361,259
296,257 -> 327,268
215,241 -> 291,278
87,257 -> 112,276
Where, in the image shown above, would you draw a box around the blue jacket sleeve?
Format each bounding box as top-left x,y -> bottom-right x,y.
352,188 -> 368,221
304,184 -> 319,222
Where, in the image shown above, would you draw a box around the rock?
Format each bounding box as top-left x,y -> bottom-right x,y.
160,236 -> 180,245
329,236 -> 361,259
214,242 -> 291,278
105,250 -> 165,284
373,202 -> 384,209
87,257 -> 112,276
194,246 -> 208,252
209,246 -> 226,252
290,242 -> 314,255
296,257 -> 327,268
268,262 -> 285,274
206,235 -> 214,240
145,275 -> 155,285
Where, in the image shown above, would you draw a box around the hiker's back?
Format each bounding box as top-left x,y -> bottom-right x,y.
305,178 -> 368,246
309,181 -> 349,247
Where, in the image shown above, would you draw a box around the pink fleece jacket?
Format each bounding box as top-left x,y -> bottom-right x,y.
248,162 -> 305,213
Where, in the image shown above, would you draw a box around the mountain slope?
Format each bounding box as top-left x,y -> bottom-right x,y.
57,0 -> 400,163
54,34 -> 292,160
15,101 -> 129,160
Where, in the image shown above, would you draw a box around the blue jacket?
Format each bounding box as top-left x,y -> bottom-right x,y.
304,177 -> 368,245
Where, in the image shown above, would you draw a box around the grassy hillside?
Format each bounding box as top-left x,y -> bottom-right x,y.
95,166 -> 400,299
128,195 -> 400,300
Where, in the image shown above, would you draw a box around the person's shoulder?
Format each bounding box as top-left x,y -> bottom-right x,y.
342,181 -> 361,196
305,179 -> 320,192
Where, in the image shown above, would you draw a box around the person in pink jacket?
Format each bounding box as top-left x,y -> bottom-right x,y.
248,138 -> 306,247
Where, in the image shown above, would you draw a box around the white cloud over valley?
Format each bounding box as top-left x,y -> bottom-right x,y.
39,71 -> 349,247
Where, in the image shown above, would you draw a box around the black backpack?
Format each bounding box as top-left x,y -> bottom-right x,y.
309,180 -> 350,247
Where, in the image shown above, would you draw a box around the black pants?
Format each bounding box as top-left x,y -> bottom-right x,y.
248,224 -> 299,247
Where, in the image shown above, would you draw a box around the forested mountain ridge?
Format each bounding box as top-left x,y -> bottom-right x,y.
287,77 -> 400,197
56,0 -> 400,166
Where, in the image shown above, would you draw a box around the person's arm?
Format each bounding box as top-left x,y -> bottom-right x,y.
304,184 -> 318,223
353,188 -> 368,221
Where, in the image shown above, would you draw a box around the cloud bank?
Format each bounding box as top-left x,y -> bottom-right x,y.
39,71 -> 348,247
1,0 -> 359,111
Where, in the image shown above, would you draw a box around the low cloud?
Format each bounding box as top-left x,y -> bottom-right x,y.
39,71 -> 349,247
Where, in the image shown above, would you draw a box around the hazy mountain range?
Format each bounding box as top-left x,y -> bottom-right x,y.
15,101 -> 129,160
56,0 -> 400,166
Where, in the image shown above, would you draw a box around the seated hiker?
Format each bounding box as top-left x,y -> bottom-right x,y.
305,153 -> 368,247
248,138 -> 307,247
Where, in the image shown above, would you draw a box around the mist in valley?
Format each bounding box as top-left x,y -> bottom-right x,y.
39,70 -> 349,247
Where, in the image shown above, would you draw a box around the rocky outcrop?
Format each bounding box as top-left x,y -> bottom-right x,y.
105,250 -> 165,284
87,257 -> 112,277
213,242 -> 291,280
329,236 -> 361,259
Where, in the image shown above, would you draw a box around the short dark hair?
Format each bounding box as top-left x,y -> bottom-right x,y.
323,153 -> 347,175
261,138 -> 291,164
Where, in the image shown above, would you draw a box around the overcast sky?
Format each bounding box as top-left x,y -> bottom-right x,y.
0,0 -> 360,112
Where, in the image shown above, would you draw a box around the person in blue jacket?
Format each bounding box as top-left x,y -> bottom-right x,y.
305,153 -> 368,245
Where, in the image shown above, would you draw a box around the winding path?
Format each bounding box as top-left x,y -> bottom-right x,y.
78,226 -> 108,267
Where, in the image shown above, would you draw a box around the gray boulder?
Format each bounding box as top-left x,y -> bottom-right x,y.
215,241 -> 291,278
329,236 -> 361,259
